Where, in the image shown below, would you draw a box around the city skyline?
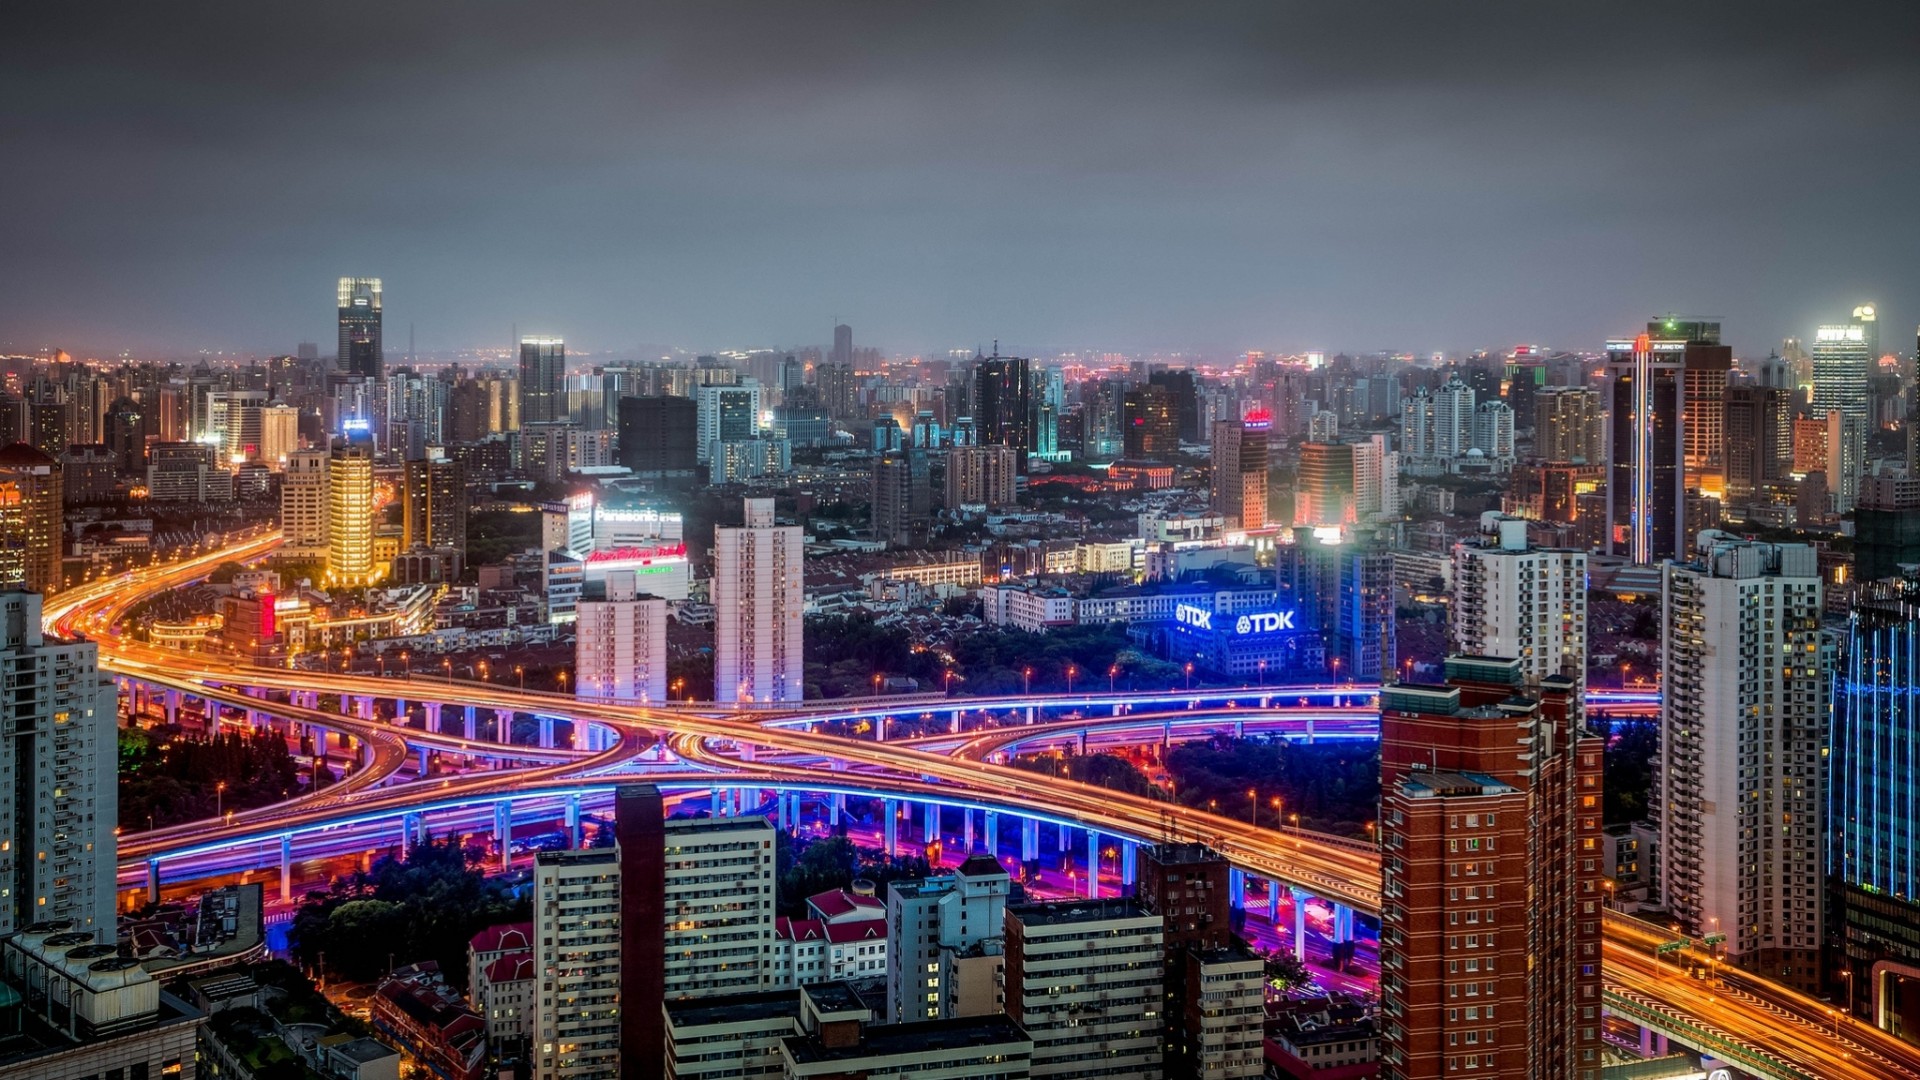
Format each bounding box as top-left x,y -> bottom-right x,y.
5,4 -> 1920,357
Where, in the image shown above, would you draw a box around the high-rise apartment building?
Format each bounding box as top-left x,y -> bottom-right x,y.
870,450 -> 930,547
1658,532 -> 1824,989
1605,334 -> 1687,564
533,848 -> 623,1080
1293,441 -> 1355,529
519,336 -> 567,426
1533,387 -> 1605,465
616,395 -> 700,482
944,444 -> 1017,509
1129,843 -> 1258,1079
259,403 -> 299,469
280,448 -> 331,561
337,277 -> 383,377
695,382 -> 762,465
574,570 -> 668,703
974,354 -> 1032,463
0,590 -> 118,937
660,815 -> 778,1000
886,854 -> 1010,1024
1810,305 -> 1876,513
1450,512 -> 1587,690
326,427 -> 377,585
401,452 -> 467,555
1178,949 -> 1265,1080
815,361 -> 857,420
1005,899 -> 1164,1079
1723,383 -> 1792,507
0,443 -> 63,595
1379,658 -> 1603,1080
712,498 -> 803,703
1352,432 -> 1401,521
1830,574 -> 1920,1028
1210,414 -> 1269,530
1400,376 -> 1475,467
1148,369 -> 1201,444
1121,383 -> 1178,461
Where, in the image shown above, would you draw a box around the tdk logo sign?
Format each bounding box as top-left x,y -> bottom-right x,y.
1175,604 -> 1213,630
1235,611 -> 1296,635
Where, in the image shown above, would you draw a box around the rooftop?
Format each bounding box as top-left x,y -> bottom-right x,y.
666,989 -> 802,1028
783,1014 -> 1029,1065
1008,898 -> 1150,928
1399,770 -> 1515,798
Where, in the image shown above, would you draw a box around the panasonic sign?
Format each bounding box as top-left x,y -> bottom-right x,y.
1175,603 -> 1213,630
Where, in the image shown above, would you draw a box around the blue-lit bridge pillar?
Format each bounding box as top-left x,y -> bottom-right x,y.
950,711 -> 962,734
875,715 -> 887,742
1289,886 -> 1309,962
922,803 -> 938,844
709,788 -> 723,817
983,811 -> 998,857
1022,818 -> 1038,862
1086,831 -> 1100,899
537,717 -> 555,749
1058,823 -> 1071,852
463,706 -> 477,740
963,809 -> 975,852
493,803 -> 511,872
280,836 -> 293,903
830,793 -> 843,828
1161,722 -> 1171,748
1234,719 -> 1245,738
1305,718 -> 1315,745
1230,868 -> 1246,911
401,813 -> 422,858
1025,705 -> 1035,724
1121,843 -> 1136,888
206,702 -> 222,738
776,792 -> 790,832
394,699 -> 408,723
884,799 -> 899,854
423,703 -> 441,734
416,745 -> 430,775
1331,904 -> 1354,944
496,709 -> 512,744
147,859 -> 161,903
354,695 -> 374,719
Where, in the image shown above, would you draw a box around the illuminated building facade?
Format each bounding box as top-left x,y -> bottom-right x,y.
1605,335 -> 1686,564
337,276 -> 383,377
281,448 -> 330,561
519,336 -> 567,426
1450,513 -> 1587,691
1121,383 -> 1177,461
0,442 -> 63,595
575,569 -> 668,703
326,425 -> 378,585
1209,413 -> 1269,531
1293,441 -> 1355,529
1810,305 -> 1876,513
713,498 -> 803,703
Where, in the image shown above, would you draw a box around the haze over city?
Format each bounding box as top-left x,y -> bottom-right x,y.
7,2 -> 1920,357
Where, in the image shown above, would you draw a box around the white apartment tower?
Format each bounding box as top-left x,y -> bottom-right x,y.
1659,531 -> 1824,986
0,591 -> 118,938
1005,899 -> 1165,1079
280,448 -> 330,560
661,816 -> 778,1000
886,854 -> 1010,1024
532,849 -> 622,1080
713,498 -> 803,703
1450,512 -> 1587,691
574,569 -> 668,703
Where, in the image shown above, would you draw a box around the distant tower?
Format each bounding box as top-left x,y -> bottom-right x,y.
1811,304 -> 1876,512
336,277 -> 383,377
1605,333 -> 1686,564
519,336 -> 566,426
832,323 -> 853,367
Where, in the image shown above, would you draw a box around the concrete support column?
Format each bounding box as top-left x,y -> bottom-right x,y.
354,696 -> 373,719
1162,722 -> 1171,748
1638,1028 -> 1668,1057
497,709 -> 512,744
1077,730 -> 1087,755
1305,718 -> 1315,745
417,746 -> 430,776
1086,831 -> 1100,899
963,809 -> 975,853
401,813 -> 419,858
1290,886 -> 1309,962
1230,867 -> 1246,911
875,715 -> 887,742
394,699 -> 408,723
463,706 -> 477,740
147,859 -> 162,903
1234,719 -> 1245,739
830,793 -> 844,828
710,788 -> 723,818
1268,879 -> 1280,920
776,792 -> 790,832
246,708 -> 265,731
1332,904 -> 1354,944
538,716 -> 555,749
1122,843 -> 1136,888
494,803 -> 512,872
206,702 -> 222,737
337,692 -> 349,716
949,711 -> 961,734
423,703 -> 442,734
1025,705 -> 1035,724
1113,703 -> 1124,717
922,802 -> 938,844
984,811 -> 998,858
565,794 -> 582,848
884,799 -> 899,855
1058,823 -> 1071,852
1021,818 -> 1036,861
280,836 -> 293,903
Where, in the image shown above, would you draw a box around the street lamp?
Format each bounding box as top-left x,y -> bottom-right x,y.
1108,665 -> 1119,693
872,673 -> 884,697
400,651 -> 411,678
216,781 -> 226,818
516,665 -> 525,691
1248,789 -> 1258,827
944,669 -> 954,694
1184,662 -> 1194,691
1066,665 -> 1077,694
1272,796 -> 1284,830
1258,659 -> 1266,687
1022,667 -> 1032,695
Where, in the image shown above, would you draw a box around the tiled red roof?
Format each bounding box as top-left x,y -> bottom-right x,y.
468,921 -> 533,954
823,919 -> 886,945
483,952 -> 534,984
777,917 -> 826,943
806,888 -> 884,923
0,442 -> 55,467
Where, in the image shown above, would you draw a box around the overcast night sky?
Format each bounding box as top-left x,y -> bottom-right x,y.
4,2 -> 1918,359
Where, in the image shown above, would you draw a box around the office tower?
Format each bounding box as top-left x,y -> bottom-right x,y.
815,360 -> 856,420
1534,387 -> 1604,464
1379,658 -> 1602,1080
1723,384 -> 1792,507
1005,899 -> 1164,1079
337,277 -> 383,377
575,570 -> 668,702
0,590 -> 117,936
519,336 -> 567,426
1210,413 -> 1269,531
1121,384 -> 1177,460
832,323 -> 853,366
1605,334 -> 1686,564
973,353 -> 1032,463
281,448 -> 331,561
944,444 -> 1018,509
694,381 -> 761,464
616,395 -> 700,480
614,785 -> 667,1075
1853,476 -> 1920,582
0,443 -> 63,595
402,453 -> 467,553
1275,527 -> 1393,681
259,403 -> 299,469
1450,512 -> 1587,690
1293,441 -> 1355,529
1148,369 -> 1201,443
534,847 -> 623,1079
1811,306 -> 1875,513
1505,347 -> 1548,426
1830,574 -> 1920,1027
447,379 -> 490,443
1649,317 -> 1732,479
886,854 -> 1010,1023
870,450 -> 930,547
712,498 -> 803,703
102,397 -> 145,474
1469,400 -> 1515,469
487,375 -> 522,433
1353,432 -> 1401,521
1658,532 -> 1824,988
326,427 -> 377,585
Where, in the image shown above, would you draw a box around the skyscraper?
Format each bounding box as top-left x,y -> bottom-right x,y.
694,382 -> 761,465
1148,368 -> 1201,444
1605,334 -> 1686,564
1533,387 -> 1604,465
832,323 -> 853,367
1723,383 -> 1792,508
1121,383 -> 1177,461
574,570 -> 668,702
973,353 -> 1033,463
281,448 -> 331,561
0,443 -> 63,595
1811,305 -> 1876,513
519,336 -> 567,426
534,847 -> 623,1079
870,450 -> 930,547
401,452 -> 467,555
337,276 -> 383,377
1450,512 -> 1587,690
1210,413 -> 1269,531
1659,532 -> 1824,989
0,590 -> 117,937
944,444 -> 1018,509
326,426 -> 377,585
712,498 -> 803,703
1292,441 -> 1355,529
616,395 -> 699,482
1379,658 -> 1602,1080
